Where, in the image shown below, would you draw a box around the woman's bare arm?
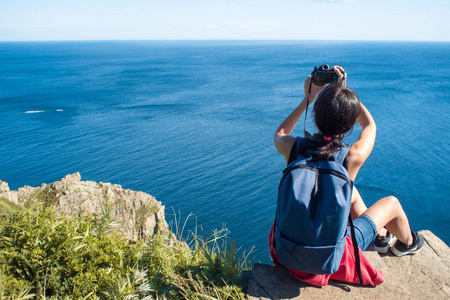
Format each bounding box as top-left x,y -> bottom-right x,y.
346,102 -> 376,180
274,76 -> 325,163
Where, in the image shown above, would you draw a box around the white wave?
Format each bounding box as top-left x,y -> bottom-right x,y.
24,110 -> 45,114
56,109 -> 63,112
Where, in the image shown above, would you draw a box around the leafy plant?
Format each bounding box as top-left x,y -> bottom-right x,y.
0,199 -> 252,299
0,203 -> 145,299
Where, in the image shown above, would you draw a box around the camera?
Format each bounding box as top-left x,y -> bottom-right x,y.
311,64 -> 338,86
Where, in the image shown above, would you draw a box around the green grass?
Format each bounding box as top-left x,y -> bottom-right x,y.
142,218 -> 251,299
0,197 -> 22,213
0,198 -> 251,299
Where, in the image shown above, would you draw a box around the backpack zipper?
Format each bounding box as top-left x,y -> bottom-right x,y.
280,164 -> 352,187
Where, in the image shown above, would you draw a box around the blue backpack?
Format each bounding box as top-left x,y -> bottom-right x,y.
275,136 -> 362,280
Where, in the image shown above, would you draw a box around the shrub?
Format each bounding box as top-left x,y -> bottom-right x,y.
0,204 -> 145,299
0,202 -> 251,299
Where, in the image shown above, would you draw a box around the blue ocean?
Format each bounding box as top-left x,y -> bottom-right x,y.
0,41 -> 449,263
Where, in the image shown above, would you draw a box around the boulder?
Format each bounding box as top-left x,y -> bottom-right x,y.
246,230 -> 450,299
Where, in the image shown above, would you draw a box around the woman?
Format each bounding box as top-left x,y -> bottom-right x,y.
271,65 -> 423,285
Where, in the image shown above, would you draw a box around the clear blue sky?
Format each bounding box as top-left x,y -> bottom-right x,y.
1,0 -> 449,41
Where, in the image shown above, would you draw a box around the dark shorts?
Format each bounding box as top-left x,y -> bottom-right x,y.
347,214 -> 378,251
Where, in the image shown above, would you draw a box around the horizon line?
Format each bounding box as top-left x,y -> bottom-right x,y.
1,38 -> 450,43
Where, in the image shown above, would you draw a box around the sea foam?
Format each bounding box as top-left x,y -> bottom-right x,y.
24,110 -> 45,114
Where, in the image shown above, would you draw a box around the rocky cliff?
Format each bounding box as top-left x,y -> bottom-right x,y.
0,173 -> 168,240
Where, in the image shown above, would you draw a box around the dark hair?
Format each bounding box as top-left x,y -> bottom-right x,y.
298,83 -> 361,161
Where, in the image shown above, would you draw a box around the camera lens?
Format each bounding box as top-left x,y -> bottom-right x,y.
321,64 -> 330,70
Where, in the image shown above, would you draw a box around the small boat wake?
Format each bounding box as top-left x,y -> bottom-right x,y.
24,110 -> 45,114
24,109 -> 64,114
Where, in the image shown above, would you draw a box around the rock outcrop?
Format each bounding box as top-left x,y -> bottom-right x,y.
0,173 -> 168,240
246,230 -> 450,299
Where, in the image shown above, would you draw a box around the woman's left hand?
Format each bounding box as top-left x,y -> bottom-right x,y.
303,76 -> 326,104
333,65 -> 347,86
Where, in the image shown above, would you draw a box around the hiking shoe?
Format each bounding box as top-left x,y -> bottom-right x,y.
373,231 -> 397,254
391,231 -> 424,257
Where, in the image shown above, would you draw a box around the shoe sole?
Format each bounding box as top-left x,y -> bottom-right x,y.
391,244 -> 423,257
374,245 -> 390,254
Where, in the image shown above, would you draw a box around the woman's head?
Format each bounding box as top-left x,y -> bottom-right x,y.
313,83 -> 361,137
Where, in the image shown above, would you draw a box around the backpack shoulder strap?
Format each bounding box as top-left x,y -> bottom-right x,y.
287,137 -> 307,166
349,213 -> 364,284
287,139 -> 298,166
333,144 -> 351,165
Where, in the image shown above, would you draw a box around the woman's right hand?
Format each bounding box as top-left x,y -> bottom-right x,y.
332,65 -> 347,86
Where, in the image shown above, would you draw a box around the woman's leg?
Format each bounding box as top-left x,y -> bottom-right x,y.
351,186 -> 367,219
352,186 -> 388,237
362,196 -> 413,246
